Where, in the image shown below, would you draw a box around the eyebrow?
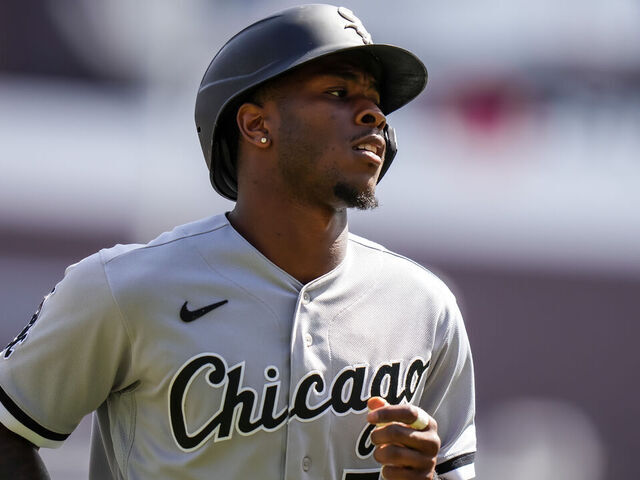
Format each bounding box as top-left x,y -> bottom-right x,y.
322,70 -> 380,96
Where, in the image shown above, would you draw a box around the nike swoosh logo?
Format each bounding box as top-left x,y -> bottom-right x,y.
180,300 -> 228,323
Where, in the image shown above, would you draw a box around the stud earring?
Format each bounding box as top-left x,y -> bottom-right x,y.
260,137 -> 268,144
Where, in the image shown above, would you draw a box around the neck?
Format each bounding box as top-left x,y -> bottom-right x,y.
228,196 -> 349,284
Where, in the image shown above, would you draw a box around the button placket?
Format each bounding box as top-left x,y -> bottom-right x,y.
288,286 -> 329,478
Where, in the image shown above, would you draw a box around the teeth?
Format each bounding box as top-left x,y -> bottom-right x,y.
356,143 -> 377,154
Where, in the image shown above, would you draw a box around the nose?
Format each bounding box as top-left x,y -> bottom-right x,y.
355,101 -> 386,130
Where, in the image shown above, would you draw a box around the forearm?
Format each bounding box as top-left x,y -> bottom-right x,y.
0,422 -> 50,479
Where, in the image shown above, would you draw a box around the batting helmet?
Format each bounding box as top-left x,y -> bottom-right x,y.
195,4 -> 427,200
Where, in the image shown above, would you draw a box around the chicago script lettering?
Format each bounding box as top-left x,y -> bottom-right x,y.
168,354 -> 430,451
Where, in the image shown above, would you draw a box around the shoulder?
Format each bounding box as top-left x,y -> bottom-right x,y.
61,214 -> 230,296
99,214 -> 228,266
347,232 -> 456,303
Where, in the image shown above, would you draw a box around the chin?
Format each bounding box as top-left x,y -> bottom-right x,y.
333,182 -> 379,210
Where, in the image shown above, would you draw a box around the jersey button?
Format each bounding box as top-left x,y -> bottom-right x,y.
302,292 -> 311,304
302,456 -> 312,472
304,333 -> 313,347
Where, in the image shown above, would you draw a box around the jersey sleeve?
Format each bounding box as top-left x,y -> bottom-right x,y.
0,251 -> 133,448
420,293 -> 476,480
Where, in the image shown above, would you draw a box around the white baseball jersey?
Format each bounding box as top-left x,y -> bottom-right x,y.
0,213 -> 476,479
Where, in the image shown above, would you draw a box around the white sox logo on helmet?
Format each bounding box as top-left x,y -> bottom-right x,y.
168,353 -> 430,454
338,7 -> 372,44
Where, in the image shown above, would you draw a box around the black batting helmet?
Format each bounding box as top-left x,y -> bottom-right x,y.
195,4 -> 427,200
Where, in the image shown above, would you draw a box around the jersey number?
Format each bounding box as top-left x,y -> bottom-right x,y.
2,289 -> 54,359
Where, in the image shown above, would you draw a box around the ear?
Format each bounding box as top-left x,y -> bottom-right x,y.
236,102 -> 271,148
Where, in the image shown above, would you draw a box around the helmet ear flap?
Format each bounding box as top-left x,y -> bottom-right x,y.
378,124 -> 397,181
211,136 -> 238,200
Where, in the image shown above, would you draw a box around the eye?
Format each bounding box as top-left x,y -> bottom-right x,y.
327,87 -> 347,98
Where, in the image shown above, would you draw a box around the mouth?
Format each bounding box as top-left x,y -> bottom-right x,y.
352,134 -> 385,165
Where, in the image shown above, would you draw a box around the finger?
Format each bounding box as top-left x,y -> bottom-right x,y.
370,424 -> 440,457
381,465 -> 433,480
368,397 -> 391,427
373,442 -> 437,471
409,408 -> 430,430
368,403 -> 436,432
367,396 -> 388,411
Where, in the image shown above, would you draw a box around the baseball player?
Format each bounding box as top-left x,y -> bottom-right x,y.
0,4 -> 475,480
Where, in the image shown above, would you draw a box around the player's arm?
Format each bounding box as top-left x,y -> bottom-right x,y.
0,421 -> 50,479
414,295 -> 476,480
0,252 -> 133,478
367,291 -> 476,480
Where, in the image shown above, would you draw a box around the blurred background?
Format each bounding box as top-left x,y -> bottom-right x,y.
1,1 -> 638,478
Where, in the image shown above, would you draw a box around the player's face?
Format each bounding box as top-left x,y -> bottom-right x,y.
267,54 -> 387,210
